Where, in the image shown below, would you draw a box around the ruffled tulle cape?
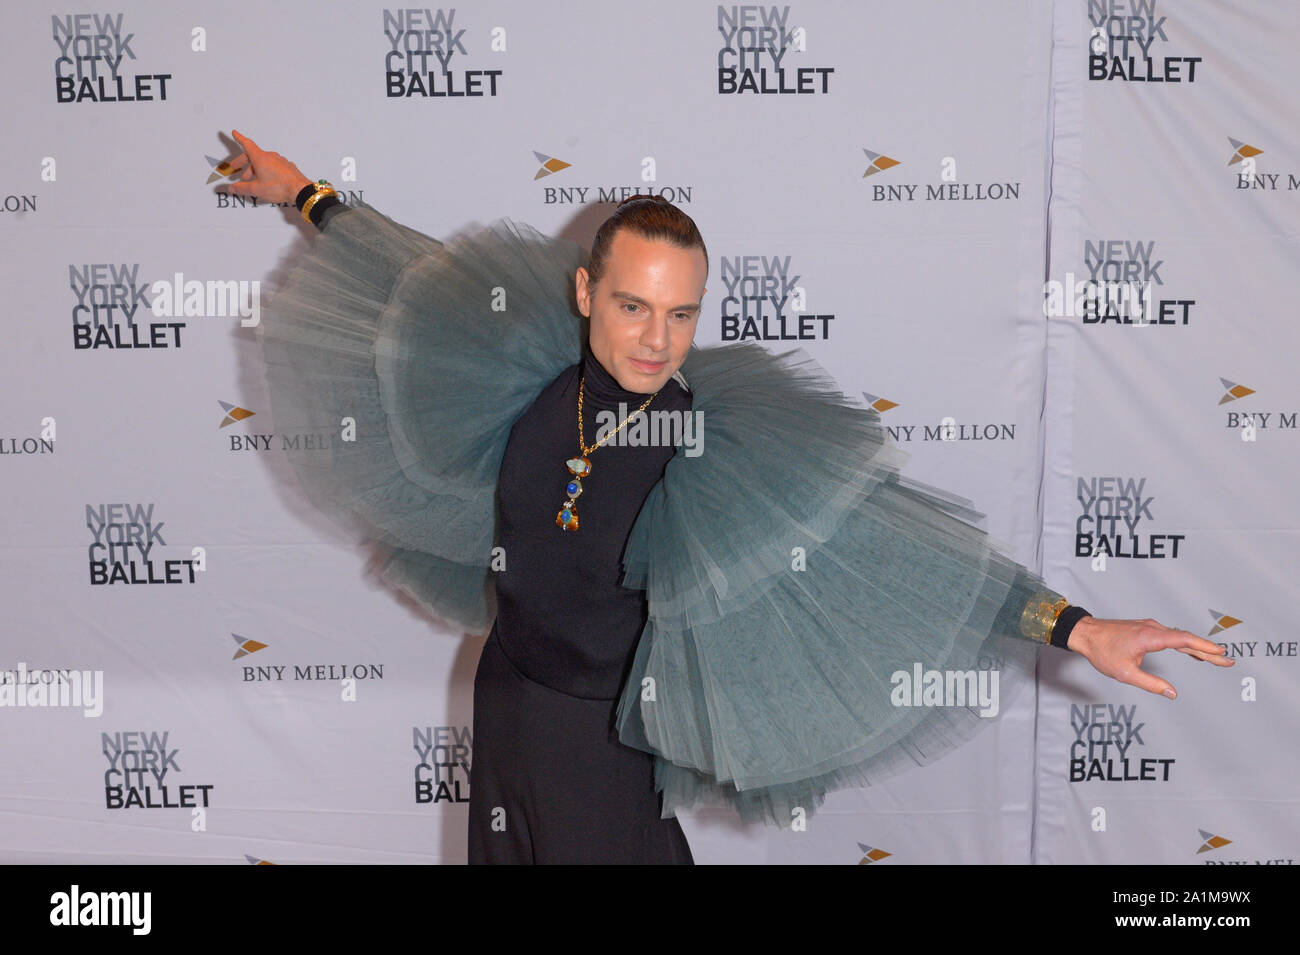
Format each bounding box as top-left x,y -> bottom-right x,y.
259,200 -> 1061,826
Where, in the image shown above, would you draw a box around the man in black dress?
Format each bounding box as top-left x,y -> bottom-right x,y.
224,129 -> 1235,865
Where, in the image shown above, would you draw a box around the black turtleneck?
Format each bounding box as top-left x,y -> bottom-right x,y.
491,339 -> 695,699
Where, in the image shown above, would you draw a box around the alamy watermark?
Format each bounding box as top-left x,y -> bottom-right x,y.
0,663 -> 103,717
150,272 -> 261,327
594,405 -> 704,456
1043,272 -> 1155,323
890,662 -> 1000,717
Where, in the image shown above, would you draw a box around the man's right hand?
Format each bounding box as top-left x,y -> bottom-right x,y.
220,130 -> 313,205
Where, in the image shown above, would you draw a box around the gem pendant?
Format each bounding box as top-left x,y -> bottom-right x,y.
556,456 -> 591,531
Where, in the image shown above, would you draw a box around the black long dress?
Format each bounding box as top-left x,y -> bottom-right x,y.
466,339 -> 695,864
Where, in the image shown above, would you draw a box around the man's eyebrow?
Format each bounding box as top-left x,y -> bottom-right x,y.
611,290 -> 701,312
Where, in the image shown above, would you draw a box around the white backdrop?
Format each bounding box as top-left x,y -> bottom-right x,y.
1,0 -> 1295,865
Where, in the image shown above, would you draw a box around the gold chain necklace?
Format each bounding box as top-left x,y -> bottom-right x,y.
556,375 -> 659,531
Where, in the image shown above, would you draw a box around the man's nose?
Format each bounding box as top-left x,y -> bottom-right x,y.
641,312 -> 669,351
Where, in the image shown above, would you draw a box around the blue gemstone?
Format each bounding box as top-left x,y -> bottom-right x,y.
566,481 -> 578,494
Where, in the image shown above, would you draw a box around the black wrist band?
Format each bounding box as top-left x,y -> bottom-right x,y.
307,195 -> 342,226
1051,605 -> 1091,651
294,182 -> 316,211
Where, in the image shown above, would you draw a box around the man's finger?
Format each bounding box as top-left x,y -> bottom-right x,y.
1123,664 -> 1178,700
221,180 -> 253,196
1176,646 -> 1235,667
231,129 -> 264,159
1153,628 -> 1231,659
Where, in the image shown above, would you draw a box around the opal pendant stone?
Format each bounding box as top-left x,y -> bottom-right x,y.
565,477 -> 583,498
566,456 -> 591,476
556,505 -> 579,530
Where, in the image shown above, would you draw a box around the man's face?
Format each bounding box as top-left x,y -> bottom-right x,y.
575,228 -> 707,394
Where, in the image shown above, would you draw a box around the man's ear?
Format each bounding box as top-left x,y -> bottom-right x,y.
575,266 -> 591,317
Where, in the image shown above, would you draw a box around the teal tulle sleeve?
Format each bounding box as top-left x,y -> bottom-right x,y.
258,200 -> 585,633
613,342 -> 1067,826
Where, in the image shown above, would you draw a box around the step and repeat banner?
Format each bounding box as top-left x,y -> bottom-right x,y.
1,0 -> 1294,864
